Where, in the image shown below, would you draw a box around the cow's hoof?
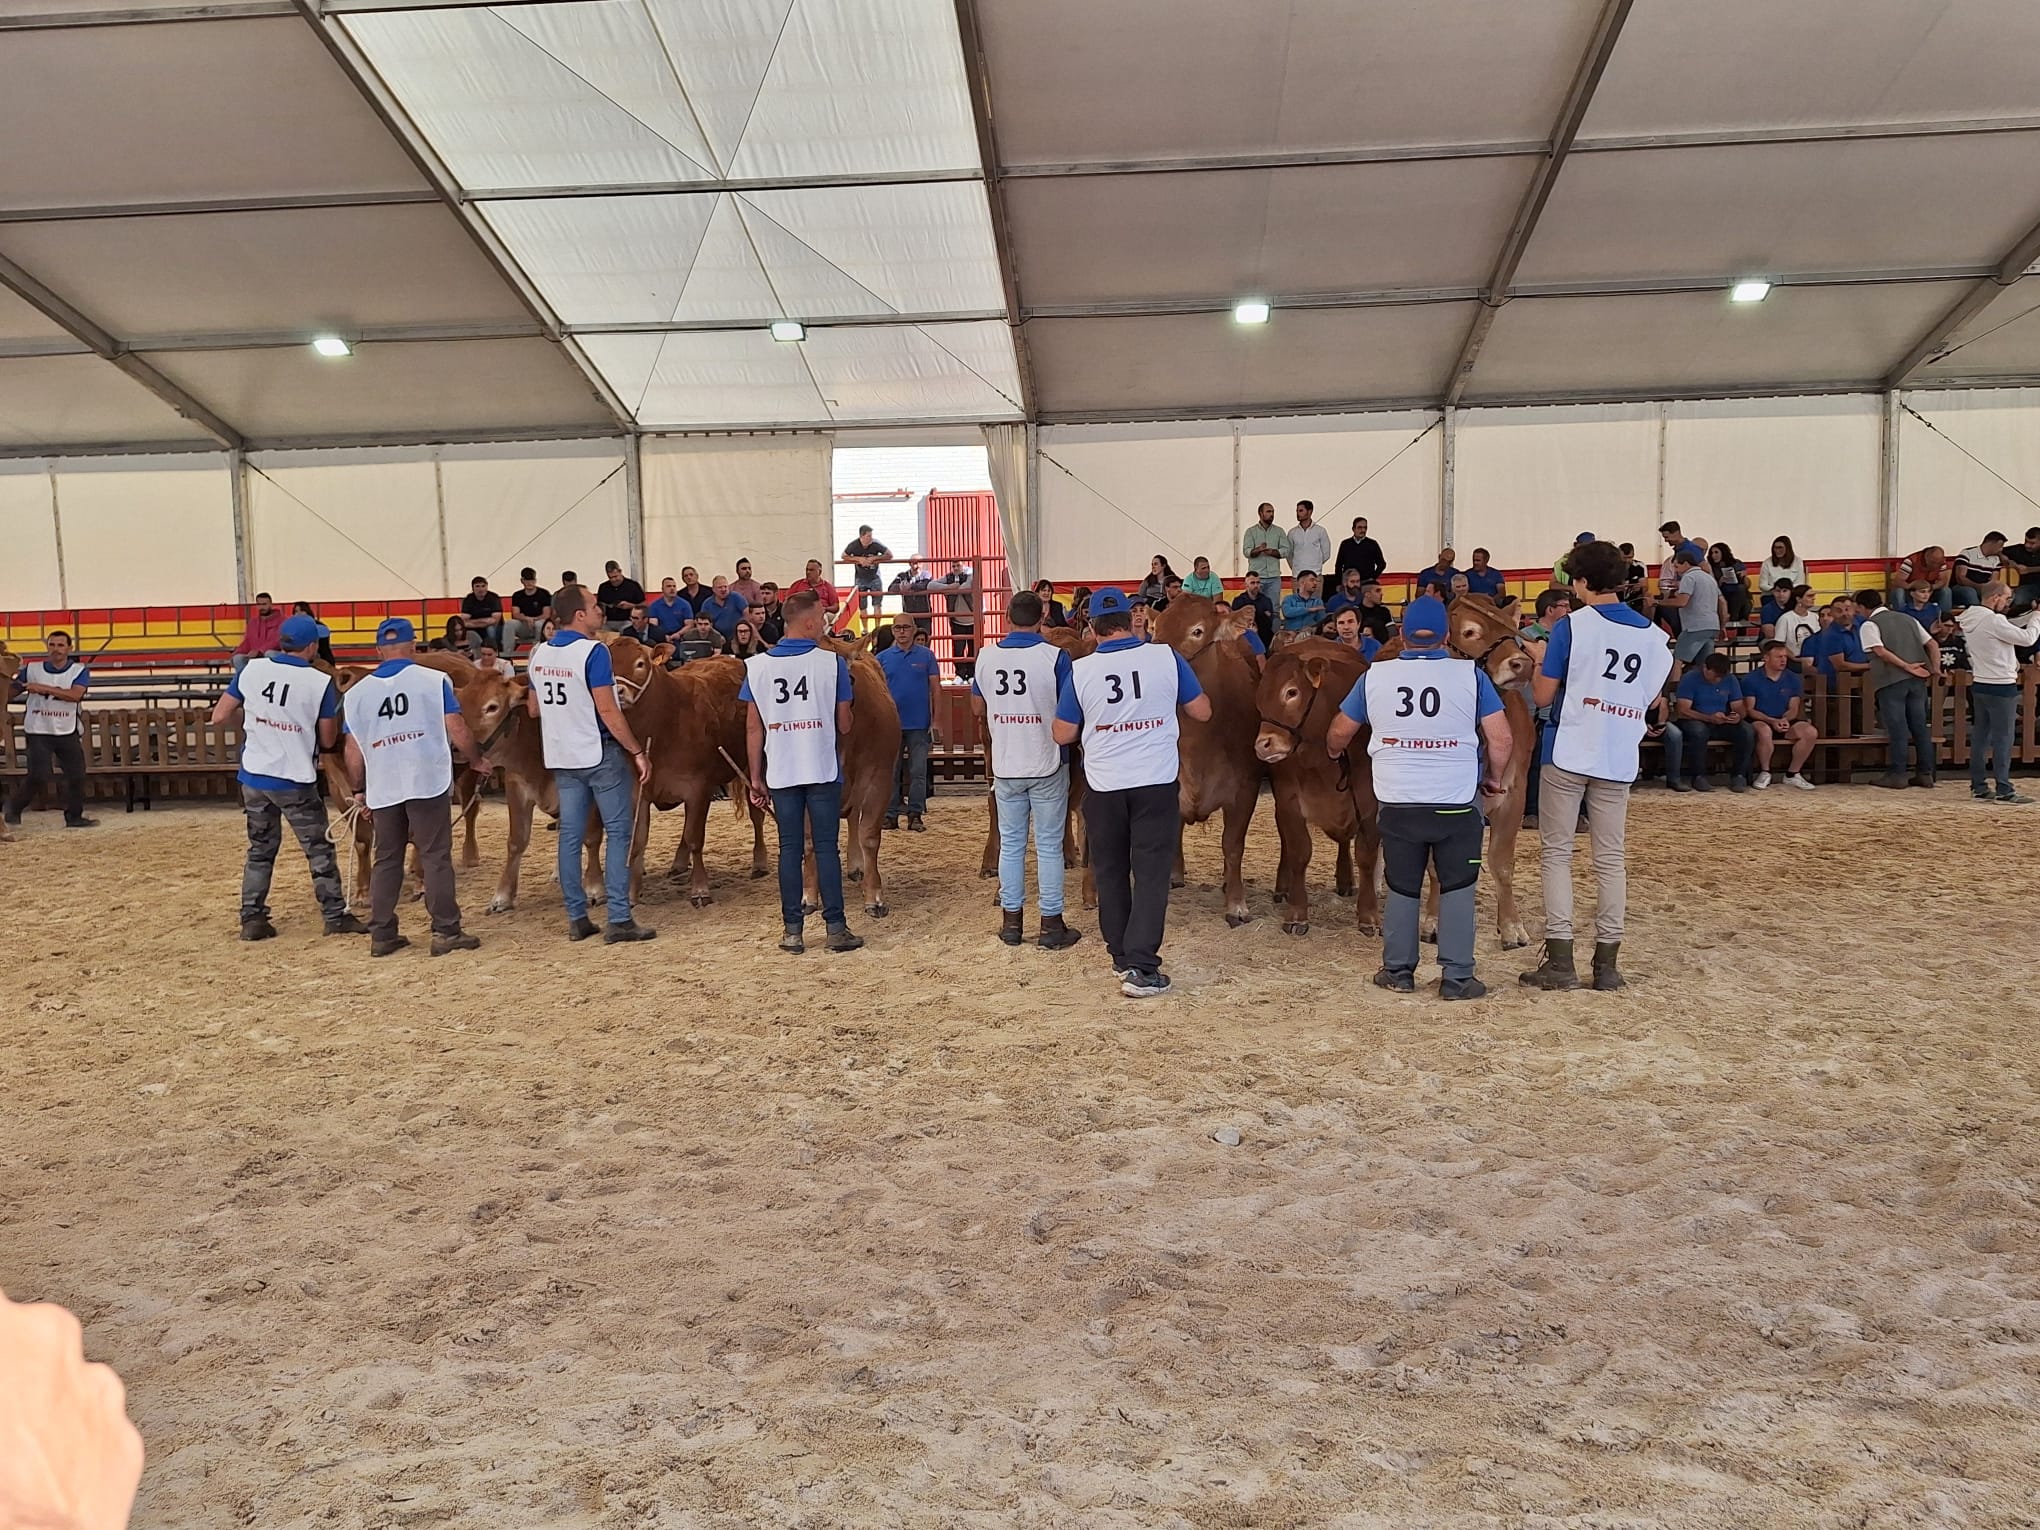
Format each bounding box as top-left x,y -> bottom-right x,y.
1170,875 -> 1186,890
1282,920 -> 1309,937
801,899 -> 821,916
1500,931 -> 1529,951
690,895 -> 713,909
750,866 -> 769,880
978,866 -> 997,879
1356,922 -> 1381,938
485,899 -> 513,916
848,867 -> 864,884
868,902 -> 889,919
1335,885 -> 1354,899
1224,912 -> 1250,928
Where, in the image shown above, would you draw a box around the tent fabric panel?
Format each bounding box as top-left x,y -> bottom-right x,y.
1663,396 -> 1883,561
55,455 -> 238,607
800,322 -> 1021,422
1581,0 -> 2040,138
641,434 -> 833,585
0,18 -> 429,211
246,453 -> 444,602
1467,284 -> 1971,398
582,330 -> 828,428
1896,388 -> 2040,554
440,441 -> 630,593
1453,405 -> 1661,569
1917,276 -> 2040,381
1026,305 -> 1476,416
1518,133 -> 2040,288
0,461 -> 61,610
0,355 -> 215,449
480,195 -> 723,328
0,204 -> 537,338
143,339 -> 617,439
0,289 -> 74,347
1236,414 -> 1444,578
1036,422 -> 1234,582
977,0 -> 1602,164
1005,157 -> 1537,306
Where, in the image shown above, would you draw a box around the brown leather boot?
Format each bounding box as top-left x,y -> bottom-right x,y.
1037,913 -> 1082,950
999,909 -> 1025,946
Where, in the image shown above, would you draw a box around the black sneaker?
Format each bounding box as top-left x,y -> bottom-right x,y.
1371,966 -> 1415,992
370,936 -> 411,958
63,816 -> 98,828
1440,976 -> 1489,1001
323,913 -> 369,936
1121,969 -> 1172,999
567,916 -> 600,941
240,917 -> 278,942
604,920 -> 657,944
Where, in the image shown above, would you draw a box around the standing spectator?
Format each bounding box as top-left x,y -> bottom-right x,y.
1859,589 -> 1939,789
1324,567 -> 1369,618
211,615 -> 364,939
1803,597 -> 1869,680
1760,536 -> 1807,592
1414,548 -> 1458,595
1775,585 -> 1821,664
841,524 -> 893,615
1521,541 -> 1673,992
1742,639 -> 1818,790
1708,542 -> 1751,623
892,562 -> 935,638
340,618 -> 488,957
1552,531 -> 1594,588
754,583 -> 786,645
1670,653 -> 1754,792
730,557 -> 763,606
677,565 -> 710,612
1951,533 -> 2006,608
1287,500 -> 1331,585
877,613 -> 941,831
647,577 -> 694,638
506,568 -> 551,651
1182,557 -> 1223,600
1932,610 -> 1969,672
1280,570 -> 1326,635
460,575 -> 504,654
742,590 -> 864,954
1998,528 -> 2040,612
1031,578 -> 1069,626
1241,502 -> 1290,603
1956,582 -> 2040,802
3,630 -> 95,830
938,564 -> 978,679
1231,571 -> 1275,647
699,575 -> 749,644
1892,545 -> 1954,616
1335,516 -> 1387,586
788,558 -> 839,617
974,588 -> 1081,948
231,591 -> 285,676
1136,555 -> 1176,605
1659,543 -> 1724,679
1463,547 -> 1506,598
1758,578 -> 1797,635
595,560 -> 645,628
1052,589 -> 1212,998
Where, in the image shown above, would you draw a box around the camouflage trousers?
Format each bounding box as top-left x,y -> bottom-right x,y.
241,781 -> 348,924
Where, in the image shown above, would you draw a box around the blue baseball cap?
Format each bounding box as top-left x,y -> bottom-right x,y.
1575,530 -> 1595,543
278,614 -> 321,649
1089,587 -> 1132,617
375,617 -> 416,645
1402,594 -> 1449,645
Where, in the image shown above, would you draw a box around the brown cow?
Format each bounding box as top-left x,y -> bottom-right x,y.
1148,595 -> 1265,926
801,640 -> 902,917
976,624 -> 1095,880
1251,638 -> 1383,936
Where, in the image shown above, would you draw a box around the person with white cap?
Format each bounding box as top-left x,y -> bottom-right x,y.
1325,594 -> 1513,999
1051,587 -> 1212,998
210,612 -> 366,940
341,617 -> 491,958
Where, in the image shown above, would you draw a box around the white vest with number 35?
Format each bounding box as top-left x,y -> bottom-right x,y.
528,637 -> 606,770
980,638 -> 1066,780
343,664 -> 454,809
1553,603 -> 1673,782
1363,656 -> 1481,804
747,647 -> 841,788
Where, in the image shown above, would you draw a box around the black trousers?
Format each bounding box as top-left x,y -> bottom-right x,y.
1378,802 -> 1485,897
1082,780 -> 1179,974
5,731 -> 88,822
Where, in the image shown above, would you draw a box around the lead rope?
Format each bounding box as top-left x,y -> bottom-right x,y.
327,796 -> 369,908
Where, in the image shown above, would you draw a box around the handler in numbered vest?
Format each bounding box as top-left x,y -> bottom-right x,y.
1521,540 -> 1673,992
528,587 -> 657,944
210,614 -> 367,941
3,630 -> 95,830
741,590 -> 866,956
1051,588 -> 1212,999
341,618 -> 492,958
1325,595 -> 1513,1000
972,588 -> 1081,950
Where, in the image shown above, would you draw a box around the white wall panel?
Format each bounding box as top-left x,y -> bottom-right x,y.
1037,422 -> 1233,583
1456,404 -> 1660,570
0,462 -> 61,610
55,455 -> 237,606
1896,388 -> 2040,557
439,440 -> 629,590
1663,396 -> 1882,561
641,435 -> 833,586
1238,413 -> 1442,577
247,448 -> 443,602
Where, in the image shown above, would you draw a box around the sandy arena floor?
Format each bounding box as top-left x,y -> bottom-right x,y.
3,785 -> 2039,1529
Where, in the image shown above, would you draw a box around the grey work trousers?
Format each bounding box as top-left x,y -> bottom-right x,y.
370,793 -> 462,941
1537,763 -> 1633,943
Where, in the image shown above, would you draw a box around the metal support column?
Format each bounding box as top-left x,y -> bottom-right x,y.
1440,405 -> 1457,551
1654,400 -> 1669,537
624,433 -> 646,579
432,451 -> 451,598
48,463 -> 68,609
1879,390 -> 1902,560
1230,420 -> 1243,576
229,446 -> 251,601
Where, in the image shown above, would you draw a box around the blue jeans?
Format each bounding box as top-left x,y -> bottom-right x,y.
555,742 -> 636,924
773,779 -> 844,927
1675,719 -> 1753,783
1952,584 -> 1982,609
1876,678 -> 1934,778
1971,684 -> 2018,796
1658,725 -> 1682,783
890,727 -> 931,816
995,766 -> 1070,915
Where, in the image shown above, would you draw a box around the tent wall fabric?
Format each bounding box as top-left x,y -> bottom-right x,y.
641,435 -> 834,587
247,449 -> 445,603
52,454 -> 238,607
1662,396 -> 1884,560
1896,389 -> 2040,556
1455,405 -> 1662,567
1238,414 -> 1444,579
1036,422 -> 1234,583
0,462 -> 64,610
439,440 -> 630,593
982,422 -> 1033,589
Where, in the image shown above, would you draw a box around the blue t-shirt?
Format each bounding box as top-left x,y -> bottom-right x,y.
227,653 -> 339,790
1898,600 -> 1940,629
968,631 -> 1075,697
736,638 -> 853,705
1242,628 -> 1267,657
1323,590 -> 1364,617
1337,648 -> 1502,725
698,591 -> 748,639
647,594 -> 693,636
1804,623 -> 1865,678
1741,667 -> 1804,720
1539,600 -> 1657,764
1759,596 -> 1789,629
340,658 -> 460,735
1054,635 -> 1202,725
1413,566 -> 1457,595
876,640 -> 941,730
1674,670 -> 1743,720
1463,566 -> 1506,598
1279,593 -> 1325,634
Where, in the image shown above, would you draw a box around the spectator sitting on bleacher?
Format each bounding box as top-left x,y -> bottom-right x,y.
1323,567 -> 1368,619
440,615 -> 470,654
1328,606 -> 1381,661
1523,588 -> 1570,641
1618,542 -> 1649,608
647,577 -> 693,638
291,601 -> 335,666
1760,536 -> 1807,592
1647,692 -> 1679,788
596,560 -> 645,629
1743,640 -> 1817,791
1231,573 -> 1275,647
1802,597 -> 1869,680
1032,579 -> 1070,627
231,592 -> 284,676
732,558 -> 763,606
1708,542 -> 1752,624
1449,572 -> 1471,600
1414,548 -> 1457,596
460,576 -> 504,655
507,568 -> 550,651
1775,585 -> 1820,665
729,620 -> 767,660
1951,534 -> 2006,608
1758,578 -> 1795,636
1931,611 -> 1968,673
755,584 -> 786,645
622,604 -> 660,648
677,565 -> 710,613
1182,558 -> 1222,600
1519,588 -> 1572,825
2005,529 -> 2040,616
1552,532 -> 1594,589
1670,652 -> 1754,793
1896,581 -> 1943,629
1280,570 -> 1326,635
1891,545 -> 1952,616
1464,548 -> 1506,598
699,576 -> 749,643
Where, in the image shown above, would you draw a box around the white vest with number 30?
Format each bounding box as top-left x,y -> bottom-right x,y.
1363,656 -> 1481,804
529,637 -> 605,770
980,638 -> 1066,780
1071,643 -> 1182,791
238,656 -> 330,784
344,664 -> 454,809
747,647 -> 841,788
1552,603 -> 1673,782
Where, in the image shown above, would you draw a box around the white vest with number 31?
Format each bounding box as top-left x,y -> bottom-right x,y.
1552,603 -> 1673,782
1071,643 -> 1182,791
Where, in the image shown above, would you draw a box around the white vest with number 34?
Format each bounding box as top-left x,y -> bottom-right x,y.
1363,656 -> 1481,804
747,647 -> 841,788
1552,603 -> 1673,782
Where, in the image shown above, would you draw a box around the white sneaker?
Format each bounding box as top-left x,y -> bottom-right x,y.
1752,771 -> 1771,790
1786,773 -> 1816,791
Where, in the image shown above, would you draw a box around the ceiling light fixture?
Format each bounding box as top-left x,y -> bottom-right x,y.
769,320 -> 806,342
310,334 -> 353,357
1729,280 -> 1771,304
1233,300 -> 1271,325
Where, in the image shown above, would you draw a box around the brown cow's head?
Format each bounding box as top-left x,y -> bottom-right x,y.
1253,640 -> 1356,763
1447,593 -> 1534,690
1043,626 -> 1097,660
459,668 -> 525,750
1152,594 -> 1252,664
603,635 -> 672,704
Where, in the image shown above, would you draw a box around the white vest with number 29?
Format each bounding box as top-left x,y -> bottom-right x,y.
1552,603 -> 1673,782
747,647 -> 841,788
343,663 -> 454,809
1363,655 -> 1481,804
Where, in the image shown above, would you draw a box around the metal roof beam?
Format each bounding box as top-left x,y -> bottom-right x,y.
0,190 -> 440,224
0,2 -> 291,31
1885,214 -> 2040,385
460,168 -> 981,201
1442,0 -> 1635,407
951,0 -> 1035,419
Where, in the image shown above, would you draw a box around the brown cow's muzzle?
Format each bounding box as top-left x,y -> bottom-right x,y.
1255,723 -> 1296,763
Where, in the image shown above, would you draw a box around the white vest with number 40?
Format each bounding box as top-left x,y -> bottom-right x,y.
343,664 -> 454,809
1553,603 -> 1673,782
747,647 -> 841,788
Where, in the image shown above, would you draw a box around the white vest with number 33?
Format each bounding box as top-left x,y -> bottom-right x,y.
1363,656 -> 1481,804
980,639 -> 1066,780
343,664 -> 454,809
747,647 -> 841,788
1552,603 -> 1673,782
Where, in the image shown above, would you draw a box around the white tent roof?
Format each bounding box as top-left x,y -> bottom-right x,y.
2,0 -> 2039,452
